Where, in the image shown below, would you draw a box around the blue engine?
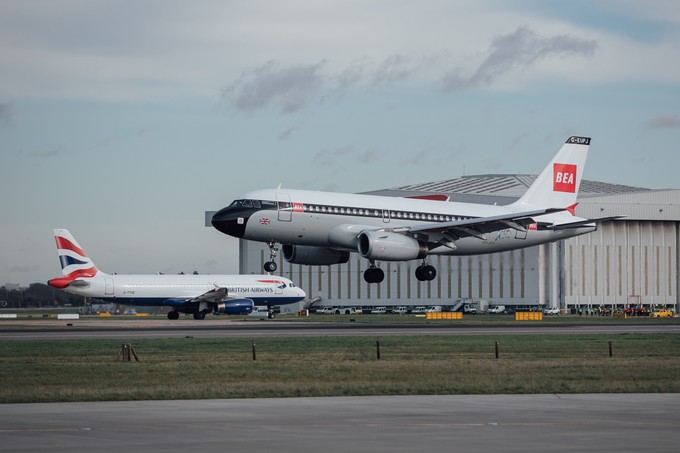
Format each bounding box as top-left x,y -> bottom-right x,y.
215,299 -> 254,315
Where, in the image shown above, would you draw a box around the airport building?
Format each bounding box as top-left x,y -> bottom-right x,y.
209,175 -> 680,313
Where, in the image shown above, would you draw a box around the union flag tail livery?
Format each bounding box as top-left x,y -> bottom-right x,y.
48,229 -> 99,289
47,229 -> 306,319
213,135 -> 623,284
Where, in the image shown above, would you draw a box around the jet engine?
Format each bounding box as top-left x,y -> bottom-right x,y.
215,299 -> 254,315
358,231 -> 427,261
282,245 -> 350,265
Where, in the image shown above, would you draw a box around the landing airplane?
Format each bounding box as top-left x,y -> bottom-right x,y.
212,136 -> 620,283
48,229 -> 306,319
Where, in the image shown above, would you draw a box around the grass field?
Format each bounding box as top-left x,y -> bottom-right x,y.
1,332 -> 679,403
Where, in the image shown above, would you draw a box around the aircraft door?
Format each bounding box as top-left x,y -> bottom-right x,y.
105,278 -> 114,296
275,284 -> 283,295
276,193 -> 293,222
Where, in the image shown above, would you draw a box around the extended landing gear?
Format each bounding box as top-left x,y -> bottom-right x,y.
363,262 -> 385,284
167,311 -> 180,320
415,263 -> 437,281
263,241 -> 278,273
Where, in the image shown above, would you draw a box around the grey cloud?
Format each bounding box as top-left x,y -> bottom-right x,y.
279,126 -> 297,141
16,148 -> 65,158
312,145 -> 354,167
223,60 -> 327,114
441,27 -> 598,91
372,54 -> 417,85
646,114 -> 680,129
355,149 -> 381,164
0,103 -> 12,123
223,55 -> 429,115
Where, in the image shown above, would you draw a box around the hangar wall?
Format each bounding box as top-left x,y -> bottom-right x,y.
561,220 -> 678,309
241,220 -> 679,312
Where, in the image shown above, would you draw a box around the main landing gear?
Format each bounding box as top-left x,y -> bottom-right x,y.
363,260 -> 437,284
415,262 -> 437,281
363,262 -> 385,283
264,241 -> 278,273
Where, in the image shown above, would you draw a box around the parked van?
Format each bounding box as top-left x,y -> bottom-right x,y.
371,307 -> 387,314
487,305 -> 506,314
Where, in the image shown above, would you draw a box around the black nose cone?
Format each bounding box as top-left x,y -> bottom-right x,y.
211,207 -> 249,238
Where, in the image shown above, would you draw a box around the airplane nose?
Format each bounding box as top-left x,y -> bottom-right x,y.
211,207 -> 249,238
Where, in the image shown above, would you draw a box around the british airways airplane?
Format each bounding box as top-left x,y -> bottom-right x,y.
48,229 -> 306,319
212,137 -> 620,284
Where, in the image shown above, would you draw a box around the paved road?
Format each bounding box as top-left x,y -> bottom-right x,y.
1,394 -> 679,452
1,319 -> 679,339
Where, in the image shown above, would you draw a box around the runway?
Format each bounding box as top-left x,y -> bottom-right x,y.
1,394 -> 679,453
1,318 -> 679,339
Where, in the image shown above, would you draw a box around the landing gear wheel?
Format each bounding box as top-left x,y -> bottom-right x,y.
363,267 -> 385,284
415,264 -> 437,281
167,311 -> 180,320
193,312 -> 205,320
263,241 -> 279,273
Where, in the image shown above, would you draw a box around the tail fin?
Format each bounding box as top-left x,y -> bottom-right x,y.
48,229 -> 100,289
511,136 -> 590,210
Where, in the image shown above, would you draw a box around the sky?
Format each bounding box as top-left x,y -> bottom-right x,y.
1,0 -> 679,286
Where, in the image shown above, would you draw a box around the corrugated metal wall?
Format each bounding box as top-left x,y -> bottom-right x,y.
562,221 -> 677,308
240,220 -> 679,310
241,240 -> 540,307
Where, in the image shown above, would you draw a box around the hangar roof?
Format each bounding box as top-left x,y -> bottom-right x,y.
366,175 -> 680,222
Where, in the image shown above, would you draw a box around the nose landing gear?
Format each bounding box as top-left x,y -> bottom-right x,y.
264,241 -> 278,273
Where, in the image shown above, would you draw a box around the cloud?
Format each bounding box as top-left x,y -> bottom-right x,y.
278,126 -> 297,140
440,27 -> 598,91
0,103 -> 12,123
222,60 -> 327,114
222,55 -> 430,115
15,148 -> 65,159
646,113 -> 680,129
311,146 -> 354,167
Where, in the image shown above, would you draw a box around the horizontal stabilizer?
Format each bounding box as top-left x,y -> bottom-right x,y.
548,216 -> 626,230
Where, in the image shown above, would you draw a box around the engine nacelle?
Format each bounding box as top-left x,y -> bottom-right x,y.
282,244 -> 350,266
215,299 -> 254,315
358,231 -> 427,261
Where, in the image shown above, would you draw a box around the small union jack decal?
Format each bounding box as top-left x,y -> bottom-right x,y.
260,218 -> 271,225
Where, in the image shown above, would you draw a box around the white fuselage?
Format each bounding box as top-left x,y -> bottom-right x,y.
218,188 -> 594,256
64,273 -> 305,306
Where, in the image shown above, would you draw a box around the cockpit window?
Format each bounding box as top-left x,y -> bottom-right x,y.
252,200 -> 261,208
242,200 -> 253,208
230,200 -> 243,207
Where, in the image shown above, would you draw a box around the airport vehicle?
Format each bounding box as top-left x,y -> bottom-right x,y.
213,137 -> 620,284
48,229 -> 306,320
391,306 -> 408,315
488,305 -> 506,314
650,308 -> 674,318
543,307 -> 560,315
370,306 -> 388,314
463,304 -> 477,314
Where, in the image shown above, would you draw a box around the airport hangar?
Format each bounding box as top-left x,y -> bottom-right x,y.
207,175 -> 680,314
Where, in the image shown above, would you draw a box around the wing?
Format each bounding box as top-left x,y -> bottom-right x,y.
400,208 -> 564,241
190,286 -> 228,303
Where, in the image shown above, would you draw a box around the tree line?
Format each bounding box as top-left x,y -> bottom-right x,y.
0,284 -> 85,308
